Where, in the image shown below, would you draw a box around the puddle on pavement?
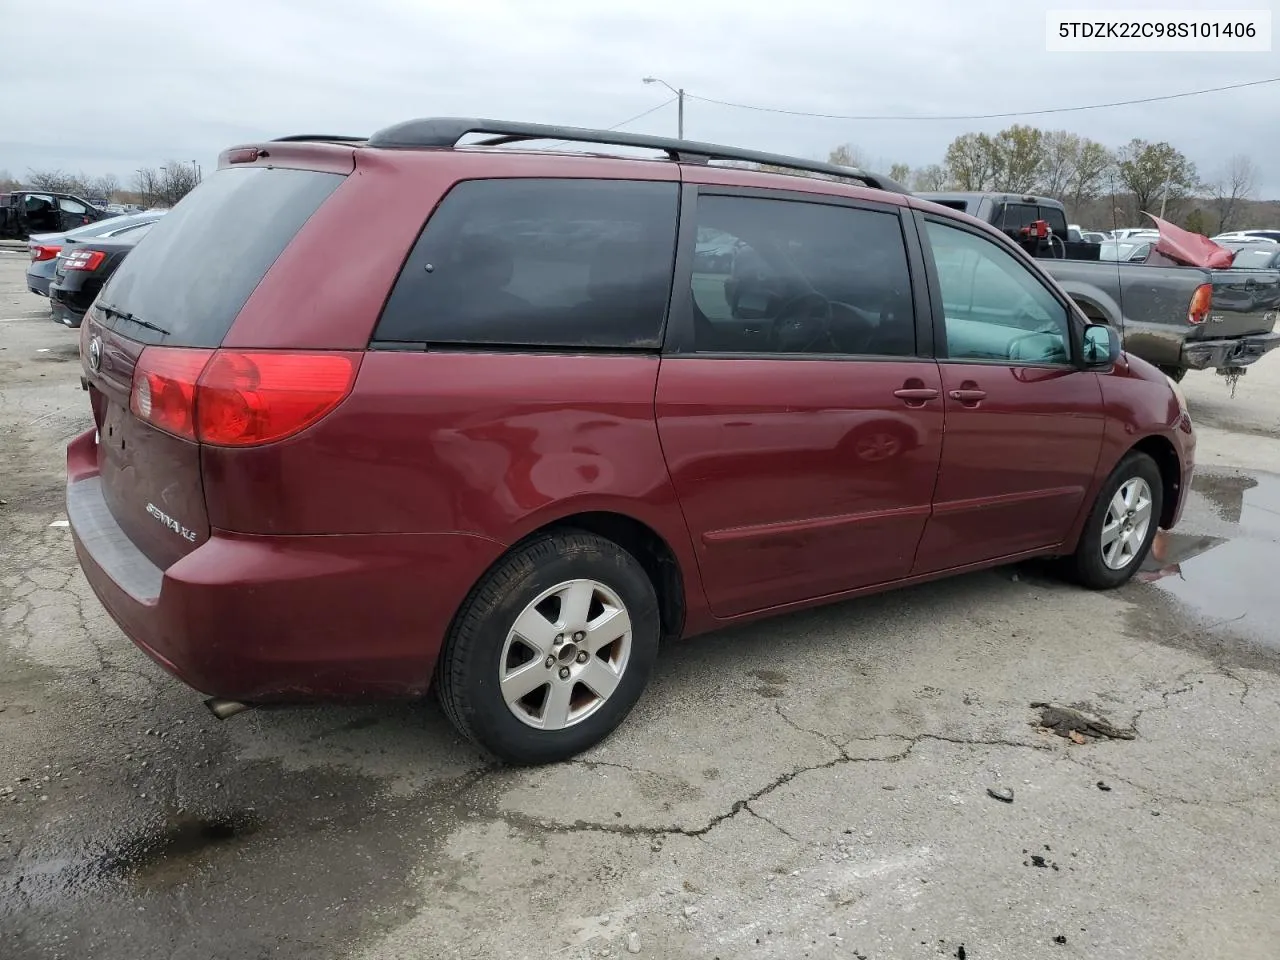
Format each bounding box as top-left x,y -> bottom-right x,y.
1137,471 -> 1280,650
118,810 -> 263,886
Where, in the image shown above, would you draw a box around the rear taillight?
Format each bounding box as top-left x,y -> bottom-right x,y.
1188,283 -> 1213,325
31,244 -> 60,262
130,349 -> 359,446
63,249 -> 106,272
197,352 -> 359,446
131,348 -> 212,441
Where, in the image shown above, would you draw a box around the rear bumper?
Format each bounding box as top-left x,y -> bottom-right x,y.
49,283 -> 88,327
26,273 -> 51,297
66,429 -> 504,703
1181,331 -> 1280,370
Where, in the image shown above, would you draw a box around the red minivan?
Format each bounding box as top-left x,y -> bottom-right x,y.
67,119 -> 1195,764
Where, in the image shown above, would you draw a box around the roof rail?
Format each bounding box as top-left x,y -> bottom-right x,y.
271,134 -> 366,143
364,117 -> 909,193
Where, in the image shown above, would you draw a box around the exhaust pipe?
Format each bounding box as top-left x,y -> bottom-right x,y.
205,698 -> 252,720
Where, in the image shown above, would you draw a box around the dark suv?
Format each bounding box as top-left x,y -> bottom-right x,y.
68,119 -> 1194,764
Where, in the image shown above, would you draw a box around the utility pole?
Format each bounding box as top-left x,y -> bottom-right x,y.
642,76 -> 685,139
1159,177 -> 1171,220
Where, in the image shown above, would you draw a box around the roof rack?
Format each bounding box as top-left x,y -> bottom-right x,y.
363,117 -> 909,193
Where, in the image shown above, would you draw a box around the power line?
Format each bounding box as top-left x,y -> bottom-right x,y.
685,76 -> 1280,122
543,98 -> 677,148
602,97 -> 677,131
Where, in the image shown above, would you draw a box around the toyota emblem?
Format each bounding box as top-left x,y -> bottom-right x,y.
87,335 -> 103,373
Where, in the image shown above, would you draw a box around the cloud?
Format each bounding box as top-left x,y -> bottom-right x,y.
1,0 -> 1276,196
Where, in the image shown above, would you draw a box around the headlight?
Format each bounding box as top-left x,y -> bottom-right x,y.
1166,375 -> 1189,418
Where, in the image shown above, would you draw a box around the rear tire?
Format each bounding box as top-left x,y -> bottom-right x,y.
435,530 -> 660,765
1065,452 -> 1163,590
1158,365 -> 1187,383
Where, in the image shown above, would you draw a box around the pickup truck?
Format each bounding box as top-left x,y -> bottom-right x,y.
918,191 -> 1280,381
0,191 -> 108,241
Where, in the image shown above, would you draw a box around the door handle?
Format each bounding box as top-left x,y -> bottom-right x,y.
893,387 -> 940,402
949,388 -> 987,403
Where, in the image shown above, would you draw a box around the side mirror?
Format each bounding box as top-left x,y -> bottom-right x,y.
1082,323 -> 1120,367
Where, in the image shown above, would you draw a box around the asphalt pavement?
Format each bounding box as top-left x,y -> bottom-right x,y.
3,248 -> 1280,960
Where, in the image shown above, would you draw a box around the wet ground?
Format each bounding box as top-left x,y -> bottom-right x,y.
3,248 -> 1280,959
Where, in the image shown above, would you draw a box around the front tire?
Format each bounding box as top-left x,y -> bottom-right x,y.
1066,452 -> 1163,590
435,530 -> 660,765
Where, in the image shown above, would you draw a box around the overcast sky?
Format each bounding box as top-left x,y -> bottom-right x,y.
2,0 -> 1278,197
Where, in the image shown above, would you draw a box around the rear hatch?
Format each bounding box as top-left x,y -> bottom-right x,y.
79,164 -> 344,569
1198,268 -> 1280,340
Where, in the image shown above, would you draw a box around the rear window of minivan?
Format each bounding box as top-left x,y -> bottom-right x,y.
96,167 -> 343,346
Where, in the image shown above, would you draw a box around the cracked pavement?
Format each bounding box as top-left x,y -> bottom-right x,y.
3,250 -> 1280,959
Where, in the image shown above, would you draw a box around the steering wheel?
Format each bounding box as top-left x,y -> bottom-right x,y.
771,292 -> 835,353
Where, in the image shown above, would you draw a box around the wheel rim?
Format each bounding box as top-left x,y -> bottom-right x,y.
1100,477 -> 1154,570
498,579 -> 633,730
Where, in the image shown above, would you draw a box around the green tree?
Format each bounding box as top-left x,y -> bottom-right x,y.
945,132 -> 1001,191
1067,139 -> 1114,214
1116,139 -> 1198,217
992,124 -> 1044,193
1037,131 -> 1080,199
888,162 -> 911,185
1183,208 -> 1210,235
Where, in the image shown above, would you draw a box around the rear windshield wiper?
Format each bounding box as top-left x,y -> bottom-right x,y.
97,302 -> 170,336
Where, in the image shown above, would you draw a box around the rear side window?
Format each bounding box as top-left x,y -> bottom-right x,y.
1040,206 -> 1069,238
375,179 -> 679,348
996,203 -> 1038,235
690,195 -> 915,357
98,167 -> 343,346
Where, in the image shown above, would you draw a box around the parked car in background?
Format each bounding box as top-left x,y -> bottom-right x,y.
1214,230 -> 1280,244
67,117 -> 1194,765
1082,231 -> 1108,244
1097,239 -> 1153,262
0,191 -> 108,240
26,212 -> 166,298
1110,228 -> 1161,241
48,222 -> 157,327
1222,242 -> 1280,271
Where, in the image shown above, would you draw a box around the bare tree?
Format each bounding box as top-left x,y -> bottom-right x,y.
0,169 -> 19,192
26,169 -> 84,193
133,167 -> 163,207
911,164 -> 949,192
888,162 -> 911,185
827,143 -> 867,169
1208,154 -> 1257,233
86,173 -> 120,202
159,161 -> 201,205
